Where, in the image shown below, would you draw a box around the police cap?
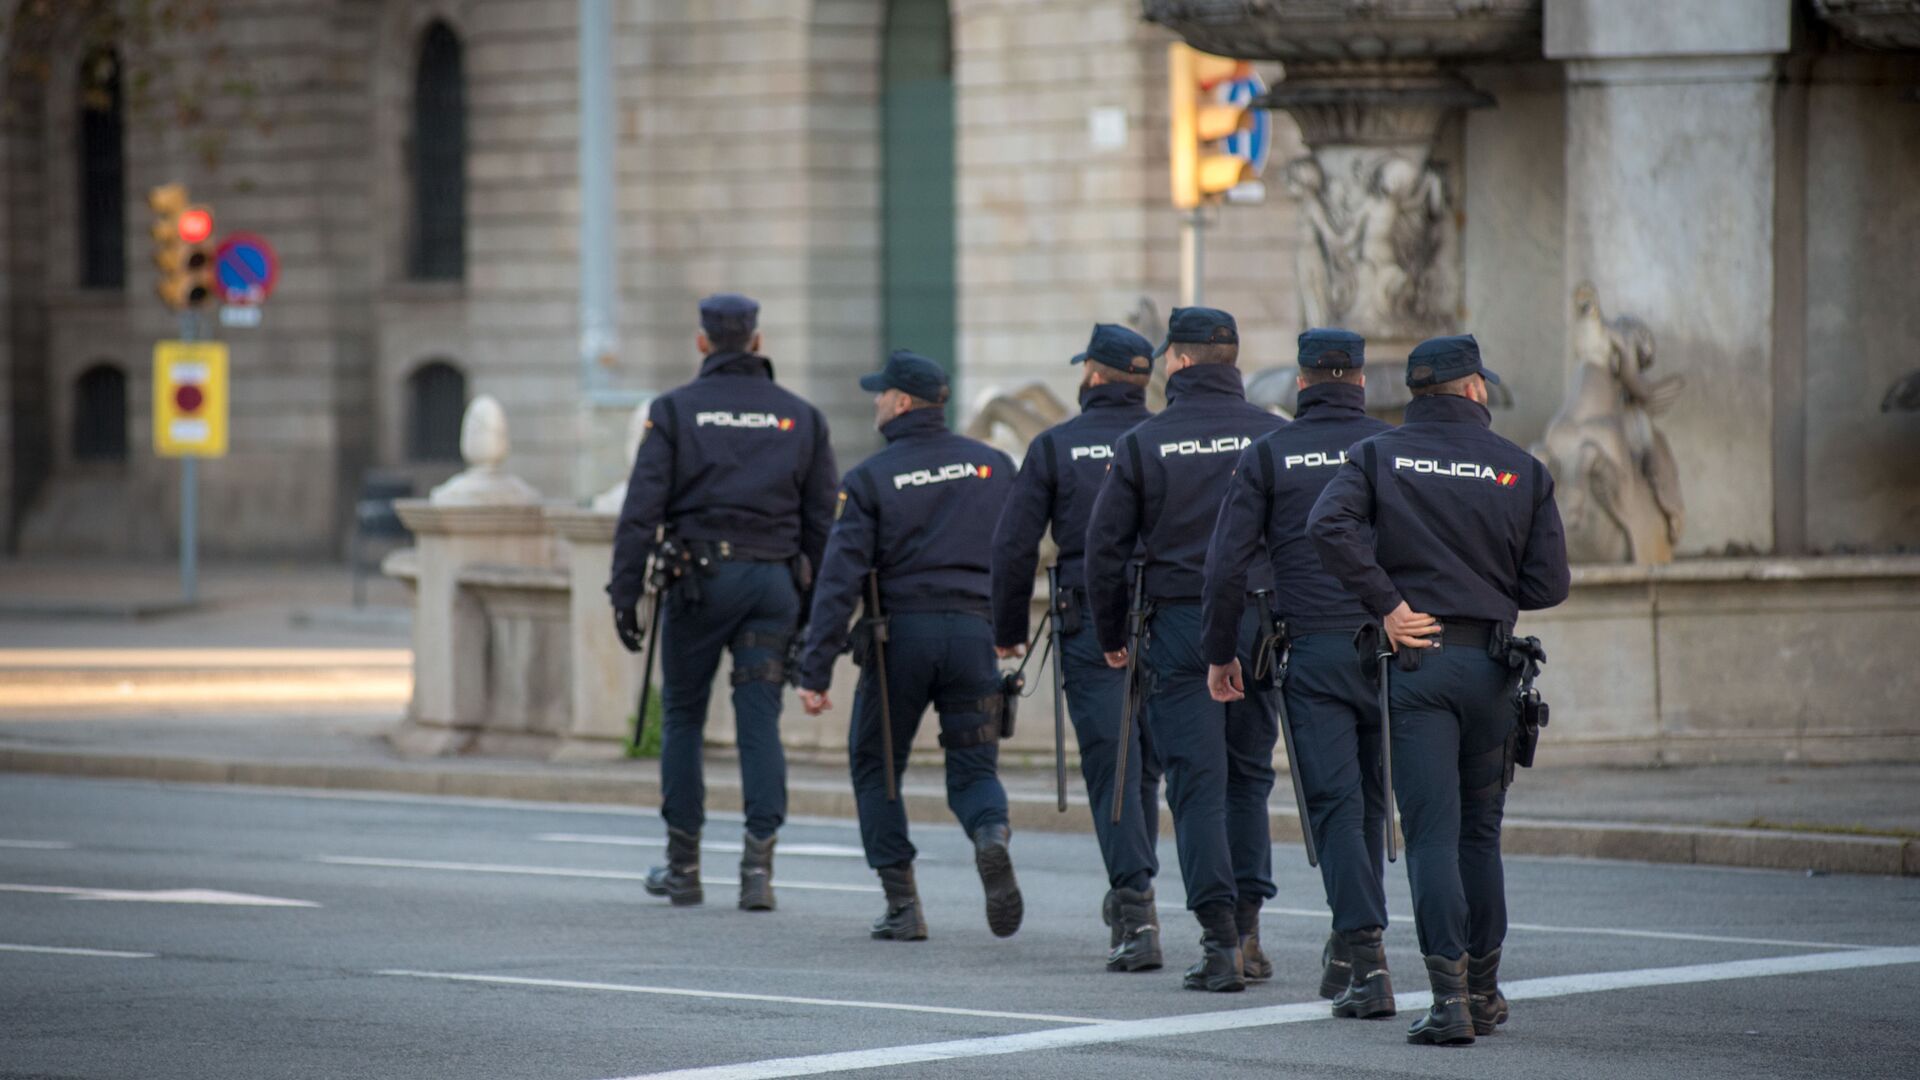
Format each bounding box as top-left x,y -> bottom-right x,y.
1071,323 -> 1154,375
1298,327 -> 1365,370
859,349 -> 950,403
1153,306 -> 1238,359
1405,333 -> 1501,388
699,293 -> 759,340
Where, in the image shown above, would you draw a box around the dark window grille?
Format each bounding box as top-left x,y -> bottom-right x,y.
73,363 -> 127,462
78,49 -> 126,289
406,360 -> 466,462
409,22 -> 466,281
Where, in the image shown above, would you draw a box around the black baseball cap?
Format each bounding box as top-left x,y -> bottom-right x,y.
1406,333 -> 1500,388
1153,306 -> 1238,359
1298,328 -> 1365,369
1071,323 -> 1154,375
859,349 -> 950,402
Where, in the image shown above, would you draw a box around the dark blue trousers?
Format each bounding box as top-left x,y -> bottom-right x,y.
1388,644 -> 1516,960
1059,598 -> 1160,893
1140,603 -> 1277,913
849,612 -> 1010,870
658,561 -> 799,840
1281,630 -> 1389,932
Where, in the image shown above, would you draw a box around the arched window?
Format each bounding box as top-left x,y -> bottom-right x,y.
72,363 -> 127,462
78,48 -> 126,289
409,21 -> 466,281
406,360 -> 466,462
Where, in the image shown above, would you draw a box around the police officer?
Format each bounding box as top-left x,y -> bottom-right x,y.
1307,334 -> 1569,1045
795,350 -> 1024,941
1200,329 -> 1397,1018
609,293 -> 839,912
1085,307 -> 1287,992
989,323 -> 1163,972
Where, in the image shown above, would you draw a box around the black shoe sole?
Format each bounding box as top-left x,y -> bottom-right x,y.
1106,941 -> 1164,972
975,841 -> 1023,938
870,926 -> 928,941
643,882 -> 703,906
1182,974 -> 1246,992
1333,998 -> 1398,1020
1408,1022 -> 1476,1045
738,896 -> 774,912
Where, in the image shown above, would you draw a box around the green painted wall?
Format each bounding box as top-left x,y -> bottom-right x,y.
881,0 -> 956,389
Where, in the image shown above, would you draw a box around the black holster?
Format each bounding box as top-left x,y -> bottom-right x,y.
1495,631 -> 1550,781
1051,587 -> 1083,636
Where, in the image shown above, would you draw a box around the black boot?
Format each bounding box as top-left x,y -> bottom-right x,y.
1236,899 -> 1271,982
1468,948 -> 1509,1035
1407,954 -> 1476,1045
738,832 -> 776,912
973,823 -> 1023,938
1318,931 -> 1352,999
870,863 -> 928,941
1182,903 -> 1245,993
642,827 -> 702,906
1331,927 -> 1396,1019
1103,888 -> 1163,972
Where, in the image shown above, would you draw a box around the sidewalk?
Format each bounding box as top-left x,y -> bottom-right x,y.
1,557 -> 1916,878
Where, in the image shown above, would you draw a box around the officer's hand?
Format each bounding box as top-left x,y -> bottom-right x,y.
1207,661 -> 1245,703
613,606 -> 644,653
995,644 -> 1027,660
1385,601 -> 1441,651
799,688 -> 831,716
1104,648 -> 1128,669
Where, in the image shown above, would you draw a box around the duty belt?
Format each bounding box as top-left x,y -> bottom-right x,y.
1432,617 -> 1498,650
687,539 -> 787,564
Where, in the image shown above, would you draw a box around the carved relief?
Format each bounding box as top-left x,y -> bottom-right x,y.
1279,146 -> 1457,341
1534,283 -> 1686,563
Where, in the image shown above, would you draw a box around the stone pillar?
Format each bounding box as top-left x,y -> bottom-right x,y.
1547,0 -> 1793,555
388,396 -> 553,756
546,507 -> 637,761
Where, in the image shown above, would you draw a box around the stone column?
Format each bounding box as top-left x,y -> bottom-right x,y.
1547,0 -> 1793,555
388,396 -> 553,756
546,507 -> 637,761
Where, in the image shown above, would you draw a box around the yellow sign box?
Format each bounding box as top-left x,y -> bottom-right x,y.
153,340 -> 229,458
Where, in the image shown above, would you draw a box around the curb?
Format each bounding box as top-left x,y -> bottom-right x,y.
2,747 -> 1911,878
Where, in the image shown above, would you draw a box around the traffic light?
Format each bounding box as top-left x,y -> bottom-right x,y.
148,183 -> 216,310
1168,43 -> 1253,210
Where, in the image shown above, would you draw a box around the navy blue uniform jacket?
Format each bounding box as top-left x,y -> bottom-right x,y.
797,408 -> 1017,690
989,382 -> 1153,647
1200,381 -> 1393,665
1085,364 -> 1288,654
608,351 -> 838,611
1307,393 -> 1570,625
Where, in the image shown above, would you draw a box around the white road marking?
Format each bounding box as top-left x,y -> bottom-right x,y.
1258,905 -> 1871,952
172,782 -> 861,831
537,834 -> 869,859
0,839 -> 73,850
0,942 -> 155,958
601,946 -> 1920,1080
0,883 -> 319,907
380,970 -> 1107,1025
313,856 -> 879,893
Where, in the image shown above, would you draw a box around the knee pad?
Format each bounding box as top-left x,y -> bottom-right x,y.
728,629 -> 792,687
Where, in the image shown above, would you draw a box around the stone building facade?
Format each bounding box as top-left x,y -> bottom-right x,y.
0,0 -> 1304,558
2,0 -> 1917,561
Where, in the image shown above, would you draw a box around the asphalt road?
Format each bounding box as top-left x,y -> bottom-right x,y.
3,774 -> 1917,1080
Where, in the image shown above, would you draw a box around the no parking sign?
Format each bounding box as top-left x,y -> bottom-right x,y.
213,232 -> 279,306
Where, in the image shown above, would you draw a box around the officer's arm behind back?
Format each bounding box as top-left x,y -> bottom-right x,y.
608,396 -> 676,610
1518,465 -> 1572,611
797,472 -> 878,691
1199,446 -> 1266,666
1306,445 -> 1403,619
989,436 -> 1054,648
799,408 -> 840,580
1084,435 -> 1144,653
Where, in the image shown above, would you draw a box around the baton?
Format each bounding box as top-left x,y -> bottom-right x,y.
633,524 -> 667,749
1375,639 -> 1398,864
1111,562 -> 1147,826
1047,565 -> 1068,813
865,571 -> 897,803
1253,590 -> 1317,868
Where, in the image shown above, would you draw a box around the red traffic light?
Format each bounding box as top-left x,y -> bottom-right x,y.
174,385 -> 205,414
177,207 -> 214,245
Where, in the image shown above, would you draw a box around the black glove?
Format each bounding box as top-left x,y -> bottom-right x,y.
613,605 -> 644,653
